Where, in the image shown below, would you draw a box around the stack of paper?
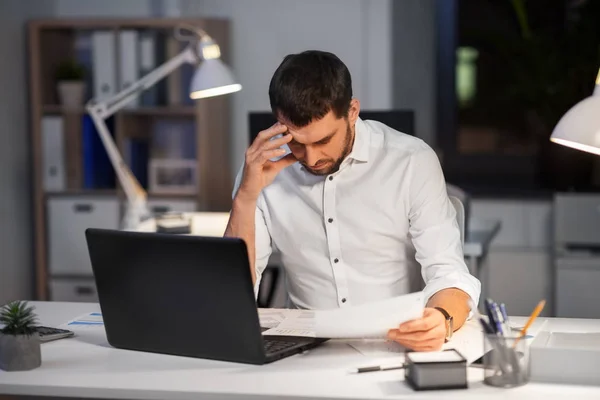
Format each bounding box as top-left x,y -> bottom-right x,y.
260,291 -> 424,339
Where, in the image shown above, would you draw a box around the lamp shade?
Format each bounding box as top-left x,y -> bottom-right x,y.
190,58 -> 242,99
550,70 -> 600,156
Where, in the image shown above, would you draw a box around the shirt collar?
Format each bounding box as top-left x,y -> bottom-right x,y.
347,117 -> 370,163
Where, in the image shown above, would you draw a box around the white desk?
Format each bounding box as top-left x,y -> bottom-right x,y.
1,302 -> 600,399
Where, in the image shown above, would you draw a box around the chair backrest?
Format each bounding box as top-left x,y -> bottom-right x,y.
449,195 -> 465,247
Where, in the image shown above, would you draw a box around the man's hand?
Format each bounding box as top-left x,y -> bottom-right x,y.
236,122 -> 297,203
387,308 -> 447,352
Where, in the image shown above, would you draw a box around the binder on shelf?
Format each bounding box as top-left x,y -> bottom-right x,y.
74,31 -> 94,103
82,115 -> 116,189
64,114 -> 83,189
139,30 -> 158,106
92,31 -> 117,102
165,35 -> 182,106
125,138 -> 149,189
118,30 -> 139,108
42,116 -> 66,191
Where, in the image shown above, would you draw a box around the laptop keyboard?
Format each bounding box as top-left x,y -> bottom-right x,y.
263,339 -> 300,354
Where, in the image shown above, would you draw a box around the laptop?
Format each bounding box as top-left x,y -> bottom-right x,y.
84,228 -> 327,365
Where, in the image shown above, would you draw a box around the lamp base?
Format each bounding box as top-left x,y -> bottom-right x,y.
121,201 -> 152,231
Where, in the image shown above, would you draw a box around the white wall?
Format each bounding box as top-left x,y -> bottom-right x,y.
181,0 -> 393,178
0,0 -> 55,304
54,0 -> 153,17
392,0 -> 437,146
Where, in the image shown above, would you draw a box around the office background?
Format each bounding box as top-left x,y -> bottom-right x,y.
0,0 -> 599,319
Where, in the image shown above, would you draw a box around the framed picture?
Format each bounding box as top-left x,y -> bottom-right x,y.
149,159 -> 197,195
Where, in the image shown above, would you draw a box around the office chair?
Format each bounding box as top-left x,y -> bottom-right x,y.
449,195 -> 465,247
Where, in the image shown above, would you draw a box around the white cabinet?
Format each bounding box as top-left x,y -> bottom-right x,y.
556,256 -> 600,318
49,278 -> 99,303
471,199 -> 553,315
48,197 -> 119,276
485,250 -> 553,317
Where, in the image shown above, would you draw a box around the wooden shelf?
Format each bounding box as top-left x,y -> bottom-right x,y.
45,189 -> 117,197
147,193 -> 198,200
30,17 -> 232,301
45,190 -> 197,200
30,18 -> 225,30
42,105 -> 86,114
42,105 -> 196,117
121,106 -> 196,117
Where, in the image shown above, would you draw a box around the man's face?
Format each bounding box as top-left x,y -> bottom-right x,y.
278,99 -> 360,176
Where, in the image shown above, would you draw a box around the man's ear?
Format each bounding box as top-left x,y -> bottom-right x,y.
348,98 -> 360,125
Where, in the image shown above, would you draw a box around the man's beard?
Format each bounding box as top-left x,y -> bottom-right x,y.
303,122 -> 354,176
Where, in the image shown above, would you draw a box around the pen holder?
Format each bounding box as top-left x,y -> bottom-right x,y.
483,334 -> 530,388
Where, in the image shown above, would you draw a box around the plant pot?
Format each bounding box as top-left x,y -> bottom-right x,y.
57,80 -> 85,109
0,332 -> 41,371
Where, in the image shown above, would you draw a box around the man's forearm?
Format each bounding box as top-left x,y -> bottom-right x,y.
224,196 -> 257,284
426,288 -> 471,331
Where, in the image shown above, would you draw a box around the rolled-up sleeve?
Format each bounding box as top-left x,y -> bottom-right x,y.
232,167 -> 273,297
406,145 -> 481,308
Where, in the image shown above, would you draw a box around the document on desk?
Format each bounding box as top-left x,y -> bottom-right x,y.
346,319 -> 485,362
262,291 -> 424,339
59,312 -> 104,331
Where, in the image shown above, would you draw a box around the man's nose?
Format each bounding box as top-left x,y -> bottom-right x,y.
305,147 -> 320,166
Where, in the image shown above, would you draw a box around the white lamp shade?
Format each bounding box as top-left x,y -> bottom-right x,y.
189,58 -> 242,99
550,93 -> 600,156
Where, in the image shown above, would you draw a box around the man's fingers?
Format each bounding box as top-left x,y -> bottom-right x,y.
252,123 -> 288,148
398,317 -> 436,333
386,332 -> 444,352
262,133 -> 293,151
258,149 -> 288,163
269,153 -> 297,172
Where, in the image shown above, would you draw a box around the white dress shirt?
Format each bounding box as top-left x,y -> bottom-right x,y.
234,118 -> 481,310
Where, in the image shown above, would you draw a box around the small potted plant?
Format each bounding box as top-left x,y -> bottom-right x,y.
0,301 -> 41,371
55,59 -> 86,108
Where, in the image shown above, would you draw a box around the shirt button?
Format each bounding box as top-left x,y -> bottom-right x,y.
328,176 -> 333,181
341,298 -> 347,303
328,218 -> 333,223
334,258 -> 339,263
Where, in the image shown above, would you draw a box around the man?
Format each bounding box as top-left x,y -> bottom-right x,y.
225,50 -> 480,352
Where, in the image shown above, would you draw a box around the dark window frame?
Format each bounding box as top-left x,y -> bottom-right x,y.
435,0 -> 541,191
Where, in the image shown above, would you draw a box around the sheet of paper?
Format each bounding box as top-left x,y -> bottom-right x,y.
263,291 -> 424,339
442,319 -> 483,363
258,308 -> 305,329
59,312 -> 104,331
315,291 -> 424,338
347,339 -> 406,358
262,310 -> 316,337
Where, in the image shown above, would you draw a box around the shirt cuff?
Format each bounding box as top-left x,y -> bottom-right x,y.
422,270 -> 481,317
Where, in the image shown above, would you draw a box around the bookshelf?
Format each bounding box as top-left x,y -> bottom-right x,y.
28,18 -> 234,300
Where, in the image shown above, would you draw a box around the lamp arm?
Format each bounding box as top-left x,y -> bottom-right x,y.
87,45 -> 197,119
85,45 -> 197,228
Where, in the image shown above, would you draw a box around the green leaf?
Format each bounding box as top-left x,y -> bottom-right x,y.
0,300 -> 38,335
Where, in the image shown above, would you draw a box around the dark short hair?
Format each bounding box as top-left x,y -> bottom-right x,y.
268,50 -> 353,127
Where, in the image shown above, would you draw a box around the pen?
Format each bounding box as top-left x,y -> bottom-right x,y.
479,317 -> 494,334
348,364 -> 405,374
491,302 -> 507,337
484,299 -> 498,334
499,303 -> 510,331
514,299 -> 546,347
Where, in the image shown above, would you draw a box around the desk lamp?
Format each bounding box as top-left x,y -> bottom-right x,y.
550,68 -> 600,155
86,25 -> 241,230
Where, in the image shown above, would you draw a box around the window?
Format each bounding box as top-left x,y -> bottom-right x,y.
436,0 -> 600,193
